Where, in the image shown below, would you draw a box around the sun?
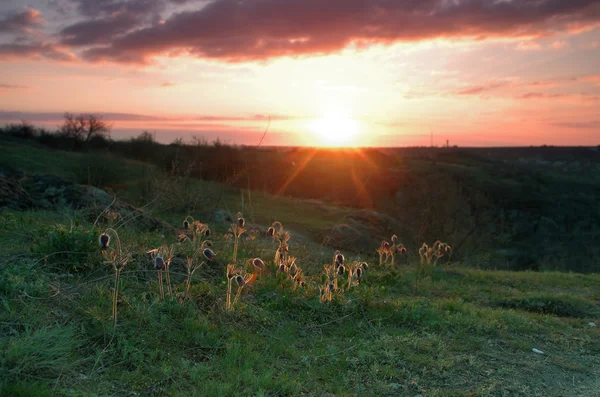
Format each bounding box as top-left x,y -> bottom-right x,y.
309,112 -> 359,147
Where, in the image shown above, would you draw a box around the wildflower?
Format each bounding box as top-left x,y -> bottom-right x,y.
235,275 -> 245,287
279,263 -> 285,273
300,281 -> 306,288
336,253 -> 344,265
205,229 -> 211,237
238,217 -> 245,227
253,258 -> 265,270
99,233 -> 110,250
183,220 -> 189,230
338,265 -> 345,276
361,262 -> 369,271
391,235 -> 398,244
203,248 -> 216,261
205,240 -> 213,247
267,227 -> 275,237
398,246 -> 407,255
289,262 -> 297,276
154,256 -> 165,270
328,283 -> 335,292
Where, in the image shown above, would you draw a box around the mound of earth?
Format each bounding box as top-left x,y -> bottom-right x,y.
0,165 -> 168,231
321,209 -> 400,253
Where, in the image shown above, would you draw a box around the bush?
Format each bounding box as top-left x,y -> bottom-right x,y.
32,225 -> 99,273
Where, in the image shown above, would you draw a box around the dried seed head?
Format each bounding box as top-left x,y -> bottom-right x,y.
337,265 -> 345,276
278,264 -> 285,273
391,235 -> 398,244
183,220 -> 189,230
235,274 -> 245,287
336,253 -> 344,265
154,256 -> 165,270
289,262 -> 297,276
203,248 -> 215,261
356,267 -> 362,279
267,227 -> 275,237
328,282 -> 335,292
238,217 -> 245,227
205,229 -> 211,237
253,258 -> 265,270
382,241 -> 390,250
361,262 -> 369,271
99,233 -> 110,250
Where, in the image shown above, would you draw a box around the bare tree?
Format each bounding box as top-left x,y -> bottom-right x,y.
61,113 -> 111,142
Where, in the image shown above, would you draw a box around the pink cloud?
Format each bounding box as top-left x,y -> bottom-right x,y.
550,40 -> 568,49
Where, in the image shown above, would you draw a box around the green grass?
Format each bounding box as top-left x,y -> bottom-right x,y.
1,209 -> 599,396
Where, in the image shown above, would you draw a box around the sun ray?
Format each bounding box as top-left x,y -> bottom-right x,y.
276,148 -> 318,196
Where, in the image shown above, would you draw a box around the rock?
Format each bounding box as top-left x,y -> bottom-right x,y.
213,210 -> 234,225
0,169 -> 169,231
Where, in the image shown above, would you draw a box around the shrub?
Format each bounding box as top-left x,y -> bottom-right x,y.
32,225 -> 99,273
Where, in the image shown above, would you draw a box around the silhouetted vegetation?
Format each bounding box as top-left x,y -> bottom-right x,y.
2,119 -> 599,273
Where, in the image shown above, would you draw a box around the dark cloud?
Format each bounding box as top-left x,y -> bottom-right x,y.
58,0 -> 197,46
0,42 -> 75,62
78,0 -> 600,64
0,8 -> 44,34
60,13 -> 139,45
72,0 -> 162,18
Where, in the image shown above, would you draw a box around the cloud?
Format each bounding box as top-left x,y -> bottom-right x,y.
552,121 -> 600,129
0,42 -> 75,62
518,92 -> 599,102
60,13 -> 140,46
0,84 -> 31,89
453,79 -> 561,96
579,75 -> 600,86
78,0 -> 600,64
0,8 -> 44,34
0,111 -> 291,122
550,40 -> 568,50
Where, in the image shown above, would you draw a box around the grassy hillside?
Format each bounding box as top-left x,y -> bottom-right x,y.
0,209 -> 599,396
1,139 -> 599,396
4,130 -> 600,272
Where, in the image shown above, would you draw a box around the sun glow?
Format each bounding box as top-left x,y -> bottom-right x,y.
309,112 -> 360,147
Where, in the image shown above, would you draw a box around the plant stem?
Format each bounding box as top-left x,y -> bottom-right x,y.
165,266 -> 172,297
158,271 -> 164,300
112,268 -> 120,331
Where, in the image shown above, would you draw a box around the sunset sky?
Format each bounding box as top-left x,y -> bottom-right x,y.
1,0 -> 599,147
